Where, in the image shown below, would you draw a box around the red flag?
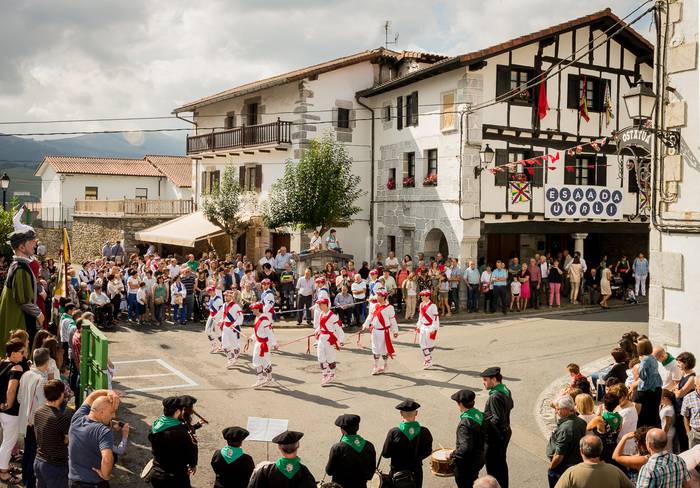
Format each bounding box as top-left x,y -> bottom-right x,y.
565,165 -> 574,172
527,167 -> 535,175
579,77 -> 590,122
537,75 -> 549,120
549,152 -> 560,163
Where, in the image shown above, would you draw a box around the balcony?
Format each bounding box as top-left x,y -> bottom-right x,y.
73,199 -> 195,218
187,119 -> 292,155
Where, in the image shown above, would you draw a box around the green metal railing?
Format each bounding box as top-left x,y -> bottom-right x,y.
79,321 -> 110,403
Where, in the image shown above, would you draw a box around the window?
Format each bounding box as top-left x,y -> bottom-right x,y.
388,235 -> 396,254
84,186 -> 98,200
337,108 -> 350,129
405,91 -> 419,127
396,96 -> 403,130
245,166 -> 257,191
224,112 -> 236,129
496,65 -> 534,105
202,170 -> 221,194
564,154 -> 607,186
566,75 -> 610,112
441,92 -> 455,130
387,168 -> 397,190
246,103 -> 258,126
493,149 -> 544,187
427,149 -> 438,176
403,152 -> 415,187
135,188 -> 148,200
383,105 -> 391,122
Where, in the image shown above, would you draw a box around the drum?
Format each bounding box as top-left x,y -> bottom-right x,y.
430,448 -> 455,477
369,471 -> 392,488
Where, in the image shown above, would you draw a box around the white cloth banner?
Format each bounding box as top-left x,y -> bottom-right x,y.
544,185 -> 624,220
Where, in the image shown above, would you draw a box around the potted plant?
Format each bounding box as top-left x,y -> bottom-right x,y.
386,178 -> 396,190
423,173 -> 438,186
402,176 -> 415,188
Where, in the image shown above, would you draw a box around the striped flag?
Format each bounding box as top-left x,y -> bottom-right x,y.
604,82 -> 614,127
579,77 -> 590,122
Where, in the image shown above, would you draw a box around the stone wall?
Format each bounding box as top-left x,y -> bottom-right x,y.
34,227 -> 67,260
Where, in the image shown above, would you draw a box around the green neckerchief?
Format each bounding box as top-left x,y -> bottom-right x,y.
602,411 -> 622,431
220,446 -> 244,464
398,421 -> 421,441
489,383 -> 511,398
151,415 -> 181,434
61,313 -> 71,322
662,353 -> 675,366
341,434 -> 366,453
275,457 -> 301,479
460,408 -> 484,426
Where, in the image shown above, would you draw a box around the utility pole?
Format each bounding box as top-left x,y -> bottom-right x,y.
384,21 -> 399,49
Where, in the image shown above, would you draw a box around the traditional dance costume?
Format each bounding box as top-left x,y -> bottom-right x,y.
221,300 -> 244,368
416,294 -> 440,369
261,280 -> 276,320
251,305 -> 277,386
205,291 -> 224,352
367,296 -> 398,374
313,306 -> 345,385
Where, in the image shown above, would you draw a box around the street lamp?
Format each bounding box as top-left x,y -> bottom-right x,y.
0,173 -> 9,211
622,83 -> 657,123
475,144 -> 495,178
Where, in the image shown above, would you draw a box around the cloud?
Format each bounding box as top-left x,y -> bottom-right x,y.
0,0 -> 651,135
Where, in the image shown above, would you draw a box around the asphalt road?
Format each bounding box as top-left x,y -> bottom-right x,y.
104,305 -> 648,488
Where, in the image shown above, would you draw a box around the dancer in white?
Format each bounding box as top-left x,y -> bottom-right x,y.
260,278 -> 276,319
250,302 -> 278,387
204,286 -> 224,353
416,289 -> 440,369
313,297 -> 345,386
220,290 -> 244,369
314,276 -> 330,302
363,289 -> 398,375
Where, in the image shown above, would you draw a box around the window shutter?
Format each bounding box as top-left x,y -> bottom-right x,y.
441,92 -> 455,130
596,156 -> 607,187
494,149 -> 508,186
255,164 -> 263,192
595,79 -> 610,113
496,65 -> 511,98
213,170 -> 221,190
564,153 -> 576,185
530,151 -> 544,187
239,166 -> 246,188
397,96 -> 403,130
202,171 -> 209,193
567,74 -> 580,109
405,95 -> 412,127
410,92 -> 419,126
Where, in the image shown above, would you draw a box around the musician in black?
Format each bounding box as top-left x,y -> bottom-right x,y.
325,414 -> 376,488
247,430 -> 315,488
449,389 -> 485,488
480,367 -> 514,488
211,426 -> 255,488
380,400 -> 433,488
148,396 -> 198,488
178,394 -> 205,434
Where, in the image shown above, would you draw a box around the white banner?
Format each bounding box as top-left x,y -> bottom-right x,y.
544,185 -> 624,220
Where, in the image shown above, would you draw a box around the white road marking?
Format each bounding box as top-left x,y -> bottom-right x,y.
112,358 -> 198,393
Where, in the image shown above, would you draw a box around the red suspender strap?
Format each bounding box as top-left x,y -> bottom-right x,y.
374,305 -> 395,358
318,312 -> 339,349
254,317 -> 269,356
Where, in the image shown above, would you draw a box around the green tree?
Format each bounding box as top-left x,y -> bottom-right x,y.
0,198 -> 20,259
264,135 -> 363,236
202,166 -> 246,242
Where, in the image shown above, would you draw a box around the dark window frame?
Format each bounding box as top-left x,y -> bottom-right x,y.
134,188 -> 148,200
496,65 -> 535,106
564,154 -> 607,186
337,108 -> 350,129
383,105 -> 391,122
427,149 -> 438,176
84,186 -> 98,200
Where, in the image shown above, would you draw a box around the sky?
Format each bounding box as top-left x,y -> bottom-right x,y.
0,0 -> 653,138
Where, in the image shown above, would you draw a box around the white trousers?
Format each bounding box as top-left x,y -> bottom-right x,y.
418,327 -> 436,350
0,413 -> 19,470
370,329 -> 390,356
635,274 -> 648,296
252,342 -> 271,368
221,326 -> 241,351
317,339 -> 337,365
205,315 -> 221,338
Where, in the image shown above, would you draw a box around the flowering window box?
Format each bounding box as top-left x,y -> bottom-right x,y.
423,173 -> 438,186
402,176 -> 415,188
386,178 -> 396,190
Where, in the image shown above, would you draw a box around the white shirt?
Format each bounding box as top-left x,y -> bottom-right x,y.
136,288 -> 147,305
168,264 -> 181,280
658,358 -> 682,390
480,271 -> 493,290
89,291 -> 110,306
660,404 -> 676,450
616,404 -> 639,455
351,281 -> 366,300
384,257 -> 399,271
258,257 -> 274,269
296,276 -> 314,297
127,276 -> 140,295
309,235 -> 322,250
539,261 -> 550,279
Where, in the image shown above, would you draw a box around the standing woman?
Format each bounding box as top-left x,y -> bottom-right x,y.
632,339 -> 663,428
429,261 -> 441,304
0,340 -> 26,484
548,260 -> 562,307
402,254 -> 414,272
599,264 -> 612,309
152,275 -> 168,326
517,263 -> 530,312
673,352 -> 696,451
480,265 -> 493,313
170,275 -> 187,325
438,272 -> 451,316
568,256 -> 583,304
402,272 -> 417,320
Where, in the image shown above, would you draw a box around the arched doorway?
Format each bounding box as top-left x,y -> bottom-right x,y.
424,228 -> 449,258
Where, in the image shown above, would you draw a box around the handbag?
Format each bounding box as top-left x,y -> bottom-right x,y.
140,459 -> 155,483
154,296 -> 164,305
174,294 -> 184,305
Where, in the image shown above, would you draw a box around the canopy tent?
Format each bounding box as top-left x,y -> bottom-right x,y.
134,211 -> 225,248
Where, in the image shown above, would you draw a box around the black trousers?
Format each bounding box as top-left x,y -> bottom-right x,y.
455,462 -> 483,488
296,294 -> 313,324
485,429 -> 511,488
636,388 -> 662,428
389,467 -> 423,488
529,281 -> 539,308
337,307 -> 352,326
493,286 -> 508,313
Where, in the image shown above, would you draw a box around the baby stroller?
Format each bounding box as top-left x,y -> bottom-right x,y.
195,292 -> 209,322
611,274 -> 625,300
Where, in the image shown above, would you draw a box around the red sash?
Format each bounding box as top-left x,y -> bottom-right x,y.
254,317 -> 270,356
220,302 -> 235,329
372,305 -> 395,357
419,302 -> 438,340
317,312 -> 339,350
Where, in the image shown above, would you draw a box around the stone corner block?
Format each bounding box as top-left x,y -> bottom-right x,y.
668,42 -> 698,74
649,317 -> 681,348
665,100 -> 686,128
650,251 -> 684,290
663,154 -> 683,182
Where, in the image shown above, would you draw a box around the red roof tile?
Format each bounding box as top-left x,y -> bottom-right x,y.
145,155 -> 192,188
39,156 -> 162,177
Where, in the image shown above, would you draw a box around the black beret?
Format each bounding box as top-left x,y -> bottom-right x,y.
271,430 -> 304,445
479,366 -> 501,378
335,414 -> 361,433
178,395 -> 197,408
222,426 -> 249,444
395,399 -> 421,412
450,389 -> 476,406
162,396 -> 183,410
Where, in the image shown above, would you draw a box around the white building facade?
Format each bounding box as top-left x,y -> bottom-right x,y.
648,0 -> 699,356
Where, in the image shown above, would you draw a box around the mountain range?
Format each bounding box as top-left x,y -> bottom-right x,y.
0,132 -> 186,201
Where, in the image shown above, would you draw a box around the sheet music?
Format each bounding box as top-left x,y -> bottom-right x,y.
247,417 -> 289,442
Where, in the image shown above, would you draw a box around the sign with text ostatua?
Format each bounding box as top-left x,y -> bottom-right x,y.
544,185 -> 624,220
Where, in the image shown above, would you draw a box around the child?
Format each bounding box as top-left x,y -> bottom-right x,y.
564,363 -> 591,395
136,281 -> 147,325
509,279 -> 521,311
438,273 -> 451,316
659,388 -> 676,451
626,286 -> 638,304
